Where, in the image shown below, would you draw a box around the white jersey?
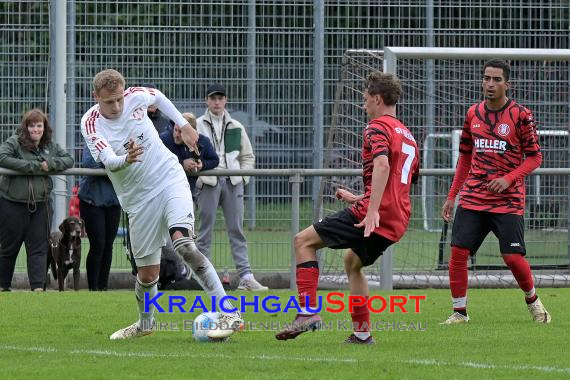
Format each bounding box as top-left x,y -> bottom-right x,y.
80,87 -> 189,213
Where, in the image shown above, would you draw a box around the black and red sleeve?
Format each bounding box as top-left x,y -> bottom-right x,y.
365,121 -> 391,158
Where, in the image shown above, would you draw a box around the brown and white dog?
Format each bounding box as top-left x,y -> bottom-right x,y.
47,217 -> 83,291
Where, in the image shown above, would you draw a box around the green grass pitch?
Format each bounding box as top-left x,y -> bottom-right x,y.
1,288 -> 569,379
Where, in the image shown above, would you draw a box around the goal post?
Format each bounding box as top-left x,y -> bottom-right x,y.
320,47 -> 570,290
383,47 -> 570,66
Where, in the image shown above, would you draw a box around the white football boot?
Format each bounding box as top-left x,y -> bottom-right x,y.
110,320 -> 156,340
527,298 -> 551,324
440,311 -> 470,325
207,311 -> 244,339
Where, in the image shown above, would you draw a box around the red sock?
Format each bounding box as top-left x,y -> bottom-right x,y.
449,246 -> 470,311
350,296 -> 370,332
296,267 -> 319,309
503,254 -> 536,302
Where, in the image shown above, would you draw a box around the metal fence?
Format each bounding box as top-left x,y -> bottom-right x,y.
1,0 -> 569,276
319,48 -> 570,289
4,168 -> 569,290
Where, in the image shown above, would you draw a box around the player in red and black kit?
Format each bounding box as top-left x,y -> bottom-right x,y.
441,59 -> 551,324
275,71 -> 419,344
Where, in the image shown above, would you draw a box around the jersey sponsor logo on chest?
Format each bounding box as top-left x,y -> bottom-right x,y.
122,133 -> 145,150
474,138 -> 506,152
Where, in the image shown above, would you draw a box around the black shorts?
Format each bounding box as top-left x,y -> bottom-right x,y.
451,206 -> 526,255
313,208 -> 394,267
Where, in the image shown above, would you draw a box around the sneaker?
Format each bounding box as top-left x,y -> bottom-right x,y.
207,311 -> 244,339
527,298 -> 551,324
440,311 -> 470,325
275,314 -> 322,341
237,277 -> 269,291
344,333 -> 376,345
110,320 -> 156,340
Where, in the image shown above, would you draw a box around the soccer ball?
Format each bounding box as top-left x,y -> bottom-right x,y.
191,312 -> 227,342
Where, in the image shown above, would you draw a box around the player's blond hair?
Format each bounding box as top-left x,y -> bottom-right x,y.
181,112 -> 197,130
364,71 -> 402,106
93,69 -> 126,94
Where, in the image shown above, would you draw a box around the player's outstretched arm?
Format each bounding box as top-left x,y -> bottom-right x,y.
146,88 -> 194,145
488,152 -> 541,193
81,118 -> 136,172
444,152 -> 472,216
490,112 -> 542,194
441,199 -> 455,222
446,112 -> 475,205
96,139 -> 143,172
142,86 -> 196,148
179,123 -> 199,149
335,188 -> 363,204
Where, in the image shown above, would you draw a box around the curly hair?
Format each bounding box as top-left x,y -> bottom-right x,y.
18,108 -> 52,151
364,71 -> 402,106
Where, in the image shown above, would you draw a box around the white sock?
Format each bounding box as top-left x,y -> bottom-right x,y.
241,273 -> 254,281
299,307 -> 313,315
354,331 -> 370,340
525,287 -> 536,299
452,296 -> 467,309
195,262 -> 235,311
173,237 -> 234,312
135,275 -> 158,330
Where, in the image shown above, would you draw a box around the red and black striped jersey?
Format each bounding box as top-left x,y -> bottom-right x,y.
350,115 -> 419,242
457,99 -> 541,215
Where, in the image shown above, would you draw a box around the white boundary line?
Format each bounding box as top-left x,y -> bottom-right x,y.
405,359 -> 570,374
0,345 -> 357,363
2,344 -> 570,373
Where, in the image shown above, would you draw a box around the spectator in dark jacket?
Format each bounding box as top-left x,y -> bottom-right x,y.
142,82 -> 172,134
0,109 -> 74,291
78,145 -> 122,291
160,112 -> 219,193
156,112 -> 217,287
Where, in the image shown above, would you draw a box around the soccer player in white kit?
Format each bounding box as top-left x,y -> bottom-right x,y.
81,69 -> 242,340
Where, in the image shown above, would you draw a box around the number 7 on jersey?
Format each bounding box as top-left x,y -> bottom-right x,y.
401,142 -> 416,184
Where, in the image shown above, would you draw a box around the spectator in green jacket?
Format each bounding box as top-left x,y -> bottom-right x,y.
0,109 -> 74,291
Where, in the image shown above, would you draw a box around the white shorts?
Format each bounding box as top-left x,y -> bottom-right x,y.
129,180 -> 194,267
